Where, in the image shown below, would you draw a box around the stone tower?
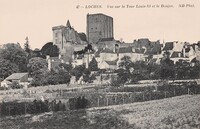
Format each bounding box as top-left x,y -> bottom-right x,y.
87,13 -> 114,44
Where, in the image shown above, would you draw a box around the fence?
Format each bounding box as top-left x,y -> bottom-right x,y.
1,84 -> 200,117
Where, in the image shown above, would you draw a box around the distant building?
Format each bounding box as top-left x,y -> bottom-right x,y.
46,55 -> 64,70
99,60 -> 118,70
87,13 -> 114,44
52,20 -> 87,49
52,20 -> 87,63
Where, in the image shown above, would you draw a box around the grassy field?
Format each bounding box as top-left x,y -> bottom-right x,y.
0,94 -> 200,129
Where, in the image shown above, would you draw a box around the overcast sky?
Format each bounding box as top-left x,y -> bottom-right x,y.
0,0 -> 200,49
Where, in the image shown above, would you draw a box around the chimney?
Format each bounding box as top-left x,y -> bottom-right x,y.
46,55 -> 50,60
132,48 -> 135,53
59,54 -> 62,59
178,52 -> 181,57
48,58 -> 51,71
183,46 -> 186,57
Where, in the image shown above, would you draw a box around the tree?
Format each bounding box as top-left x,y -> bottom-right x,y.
83,68 -> 91,83
47,69 -> 71,85
71,65 -> 85,81
118,56 -> 134,70
0,43 -> 28,72
0,58 -> 19,79
88,57 -> 98,71
175,60 -> 190,79
27,57 -> 49,86
24,37 -> 31,53
160,58 -> 175,79
10,81 -> 23,89
147,63 -> 161,79
189,61 -> 200,79
78,33 -> 87,42
59,63 -> 73,72
40,42 -> 59,58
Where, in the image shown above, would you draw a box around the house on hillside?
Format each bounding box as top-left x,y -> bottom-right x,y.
46,55 -> 65,70
184,45 -> 197,62
1,73 -> 29,88
162,42 -> 174,57
99,48 -> 118,62
99,60 -> 118,70
118,47 -> 145,63
170,51 -> 189,64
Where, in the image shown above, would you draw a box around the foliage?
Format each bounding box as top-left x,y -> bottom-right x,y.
78,33 -> 87,42
88,57 -> 98,71
147,63 -> 161,79
27,57 -> 49,86
71,65 -> 86,81
24,38 -> 31,53
83,69 -> 91,83
175,60 -> 200,79
10,81 -> 23,89
47,69 -> 71,85
40,42 -> 59,58
0,58 -> 19,79
27,57 -> 48,76
160,58 -> 175,79
59,63 -> 73,72
0,43 -> 28,72
118,56 -> 134,70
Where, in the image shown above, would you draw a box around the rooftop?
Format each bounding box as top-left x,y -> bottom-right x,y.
105,60 -> 118,66
171,51 -> 184,58
87,13 -> 113,19
5,73 -> 28,80
118,47 -> 132,53
101,48 -> 114,53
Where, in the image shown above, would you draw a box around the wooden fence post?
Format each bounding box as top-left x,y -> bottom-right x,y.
149,92 -> 151,100
106,97 -> 109,106
24,103 -> 27,115
174,88 -> 176,96
188,88 -> 190,95
164,91 -> 167,98
97,98 -> 99,107
114,96 -> 117,104
143,93 -> 145,101
130,94 -> 132,103
122,94 -> 124,104
8,104 -> 10,116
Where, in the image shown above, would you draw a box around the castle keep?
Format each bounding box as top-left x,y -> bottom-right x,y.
87,13 -> 114,44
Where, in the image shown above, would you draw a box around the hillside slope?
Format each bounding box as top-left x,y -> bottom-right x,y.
1,95 -> 200,129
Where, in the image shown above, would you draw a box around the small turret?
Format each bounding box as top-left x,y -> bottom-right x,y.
66,20 -> 71,29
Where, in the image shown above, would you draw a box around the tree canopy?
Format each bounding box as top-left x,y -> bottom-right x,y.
40,42 -> 59,58
88,57 -> 98,71
0,43 -> 28,73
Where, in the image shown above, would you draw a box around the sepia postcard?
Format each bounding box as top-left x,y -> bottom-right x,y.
0,0 -> 200,129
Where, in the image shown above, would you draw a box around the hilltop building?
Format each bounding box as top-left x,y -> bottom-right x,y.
52,20 -> 87,63
87,13 -> 114,44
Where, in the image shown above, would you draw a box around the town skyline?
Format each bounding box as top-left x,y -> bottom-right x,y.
0,0 -> 200,49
